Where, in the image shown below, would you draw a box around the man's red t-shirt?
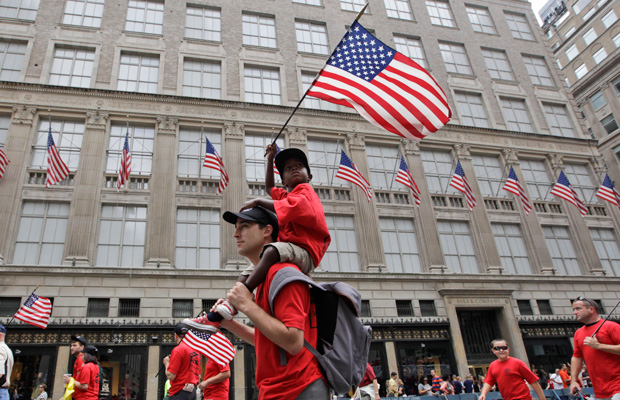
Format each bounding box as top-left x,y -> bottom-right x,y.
202,359 -> 230,400
484,357 -> 538,400
254,262 -> 323,400
559,370 -> 570,388
72,355 -> 85,400
167,342 -> 200,396
359,363 -> 377,387
271,184 -> 331,267
573,320 -> 620,398
74,362 -> 99,400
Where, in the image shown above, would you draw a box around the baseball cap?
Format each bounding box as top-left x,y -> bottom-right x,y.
274,148 -> 311,175
70,335 -> 87,346
174,323 -> 189,335
0,325 -> 6,334
223,206 -> 279,235
83,345 -> 98,356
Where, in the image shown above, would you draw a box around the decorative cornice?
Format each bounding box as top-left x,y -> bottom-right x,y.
85,109 -> 109,129
11,105 -> 36,124
223,121 -> 244,138
156,116 -> 178,134
347,132 -> 365,150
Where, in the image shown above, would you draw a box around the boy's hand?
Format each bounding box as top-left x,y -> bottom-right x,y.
266,143 -> 278,160
240,199 -> 260,211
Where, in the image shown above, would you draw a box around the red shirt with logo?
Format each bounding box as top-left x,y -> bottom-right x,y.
271,184 -> 331,267
167,342 -> 200,396
484,357 -> 538,400
202,359 -> 230,400
74,362 -> 99,400
71,355 -> 85,400
573,320 -> 620,398
254,262 -> 323,400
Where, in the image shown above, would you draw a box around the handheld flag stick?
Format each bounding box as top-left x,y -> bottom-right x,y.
592,299 -> 620,338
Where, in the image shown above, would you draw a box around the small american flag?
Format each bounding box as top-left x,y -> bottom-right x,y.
595,173 -> 619,207
117,130 -> 132,189
273,144 -> 281,176
203,138 -> 229,194
503,166 -> 532,215
395,156 -> 421,206
449,160 -> 476,211
0,147 -> 9,179
184,329 -> 235,366
336,150 -> 372,201
14,293 -> 52,329
46,128 -> 70,188
307,21 -> 451,142
551,171 -> 588,216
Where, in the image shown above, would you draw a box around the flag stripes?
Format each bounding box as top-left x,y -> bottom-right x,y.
184,330 -> 236,366
203,138 -> 229,194
14,293 -> 52,329
0,148 -> 9,179
336,150 -> 372,201
46,128 -> 70,188
118,131 -> 132,189
395,156 -> 421,206
551,171 -> 588,216
596,173 -> 618,206
503,166 -> 532,215
449,161 -> 476,211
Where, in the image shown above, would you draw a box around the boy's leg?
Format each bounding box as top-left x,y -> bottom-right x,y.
243,245 -> 280,291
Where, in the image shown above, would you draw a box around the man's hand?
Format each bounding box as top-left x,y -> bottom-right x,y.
266,144 -> 278,161
227,282 -> 255,313
162,356 -> 170,367
198,381 -> 209,391
583,336 -> 600,349
569,381 -> 581,396
62,375 -> 70,384
182,384 -> 195,392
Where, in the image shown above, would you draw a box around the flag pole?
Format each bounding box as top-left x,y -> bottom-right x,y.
267,3 -> 370,152
592,299 -> 620,338
494,163 -> 510,198
444,158 -> 458,194
6,285 -> 41,326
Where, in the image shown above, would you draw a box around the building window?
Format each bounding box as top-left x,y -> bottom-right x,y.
293,0 -> 321,5
439,42 -> 472,75
500,97 -> 534,133
466,6 -> 496,34
322,215 -> 359,272
106,124 -> 155,175
583,27 -> 597,46
438,221 -> 477,274
361,300 -> 371,318
590,228 -> 620,276
380,217 -> 421,273
177,128 -> 222,178
455,91 -> 489,128
396,300 -> 414,317
590,91 -> 607,110
87,298 -> 110,317
0,0 -> 39,20
307,139 -> 341,186
62,0 -> 104,28
118,298 -> 140,317
0,40 -> 27,82
244,66 -> 281,105
384,0 -> 413,20
537,300 -> 553,315
49,47 -> 95,88
172,299 -> 194,318
176,208 -> 220,269
0,298 -> 21,317
602,10 -> 618,28
125,0 -> 164,35
242,14 -> 276,48
593,47 -> 607,64
185,6 -> 221,41
523,55 -> 554,86
340,0 -> 365,12
472,155 -> 502,198
13,202 -> 70,265
367,144 -> 401,190
566,44 -> 578,61
583,8 -> 595,20
543,103 -> 575,137
182,59 -> 221,99
613,33 -> 620,48
504,12 -> 534,41
393,36 -> 427,68
601,114 -> 619,134
492,224 -> 532,275
0,115 -> 9,146
202,299 -> 217,314
295,21 -> 328,55
302,72 -> 338,111
117,53 -> 159,94
421,149 -> 453,194
613,76 -> 620,94
419,300 -> 437,316
563,163 -> 596,202
520,159 -> 551,201
426,0 -> 455,27
517,300 -> 533,315
482,49 -> 514,80
543,226 -> 581,276
244,134 -> 284,182
572,0 -> 591,14
31,120 -> 83,171
96,206 -> 147,267
564,26 -> 576,38
575,63 -> 588,80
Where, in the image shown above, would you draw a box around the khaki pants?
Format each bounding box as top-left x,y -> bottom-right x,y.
240,242 -> 314,276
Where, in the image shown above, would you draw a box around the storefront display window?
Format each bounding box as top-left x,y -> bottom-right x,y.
396,340 -> 456,395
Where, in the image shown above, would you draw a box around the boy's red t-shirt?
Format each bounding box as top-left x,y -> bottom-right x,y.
484,357 -> 538,400
271,184 -> 331,266
202,359 -> 230,400
167,342 -> 201,396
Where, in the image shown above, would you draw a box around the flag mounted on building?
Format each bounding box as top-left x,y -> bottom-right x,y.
503,166 -> 532,215
449,160 -> 476,211
14,293 -> 52,329
551,171 -> 588,216
306,21 -> 451,142
203,138 -> 229,194
595,173 -> 619,207
395,156 -> 421,206
0,147 -> 9,179
184,329 -> 236,366
46,127 -> 70,188
336,150 -> 373,201
117,130 -> 132,189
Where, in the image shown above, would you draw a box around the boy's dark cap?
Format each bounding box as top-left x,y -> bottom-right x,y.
223,207 -> 279,237
274,148 -> 311,175
70,336 -> 87,346
174,323 -> 189,335
83,345 -> 98,356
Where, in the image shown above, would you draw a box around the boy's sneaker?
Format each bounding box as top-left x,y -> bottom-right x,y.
181,316 -> 219,333
215,300 -> 238,320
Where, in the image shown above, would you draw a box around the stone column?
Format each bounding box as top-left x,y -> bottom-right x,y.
146,345 -> 160,400
145,116 -> 178,268
53,345 -> 70,399
63,110 -> 109,266
0,106 -> 37,264
385,341 -> 398,376
233,347 -> 245,400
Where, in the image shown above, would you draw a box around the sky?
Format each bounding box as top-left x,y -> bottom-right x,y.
530,0 -> 550,24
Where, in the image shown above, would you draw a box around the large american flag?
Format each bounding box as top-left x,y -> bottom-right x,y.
449,161 -> 476,211
595,173 -> 619,207
184,329 -> 235,366
117,130 -> 132,189
0,147 -> 9,179
336,150 -> 372,201
395,156 -> 421,206
46,128 -> 70,188
551,171 -> 588,216
203,138 -> 229,194
307,21 -> 451,142
14,293 -> 52,329
503,166 -> 532,215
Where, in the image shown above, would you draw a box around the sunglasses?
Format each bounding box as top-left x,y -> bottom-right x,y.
493,346 -> 508,351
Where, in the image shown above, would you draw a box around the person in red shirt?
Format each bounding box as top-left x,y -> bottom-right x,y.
559,364 -> 570,388
570,297 -> 620,400
163,324 -> 201,400
199,358 -> 230,400
479,339 -> 546,400
73,345 -> 100,400
63,336 -> 86,389
355,363 -> 380,400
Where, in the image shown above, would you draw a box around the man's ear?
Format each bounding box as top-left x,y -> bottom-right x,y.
264,224 -> 274,239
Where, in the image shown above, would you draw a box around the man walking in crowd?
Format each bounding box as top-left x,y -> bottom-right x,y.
163,324 -> 200,400
387,372 -> 398,397
550,369 -> 563,390
355,363 -> 380,400
218,206 -> 328,399
0,325 -> 14,400
478,339 -> 546,400
570,297 -> 620,400
198,356 -> 230,400
431,370 -> 442,394
63,336 -> 86,387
